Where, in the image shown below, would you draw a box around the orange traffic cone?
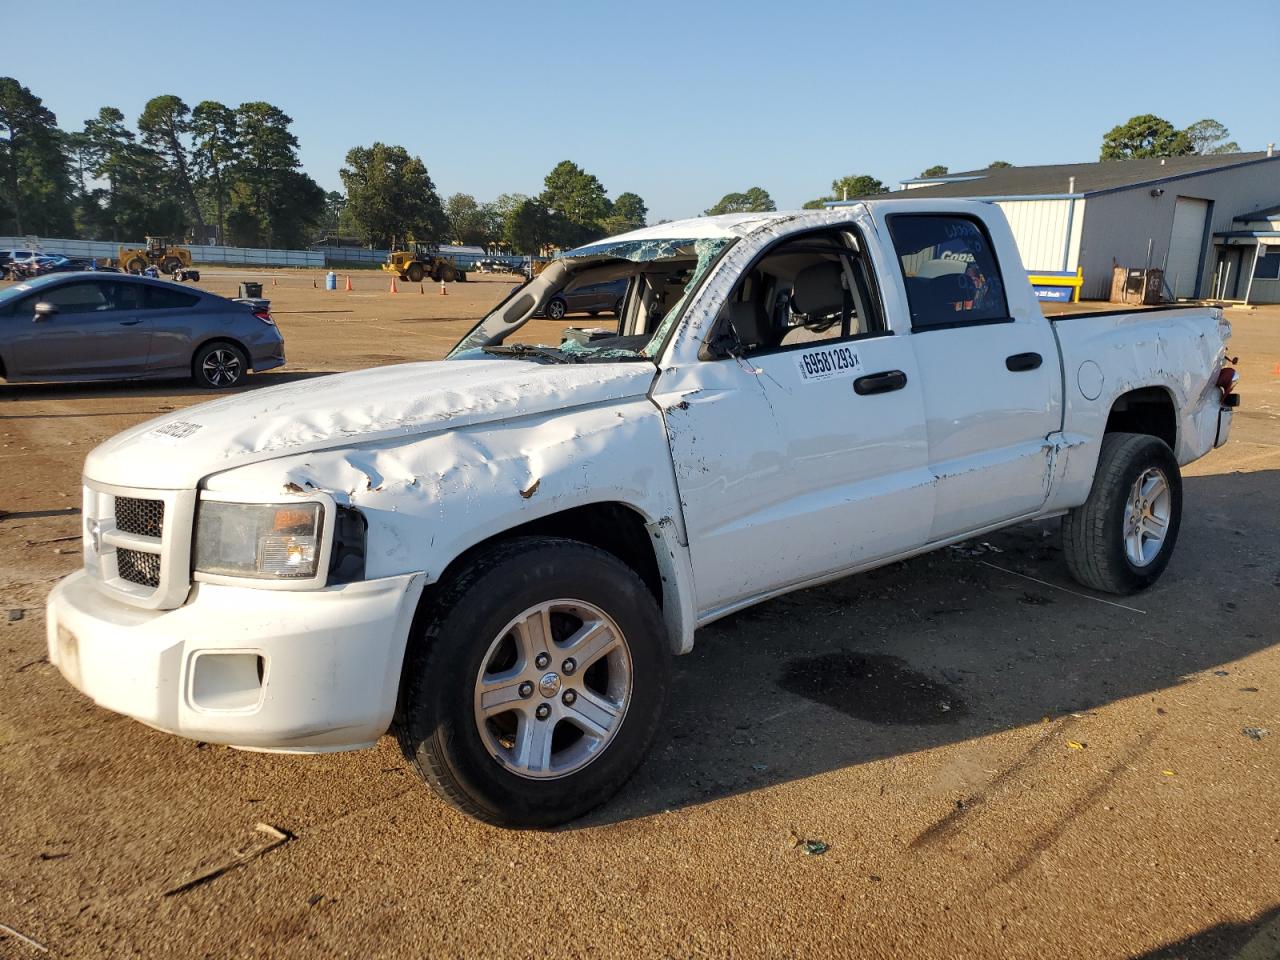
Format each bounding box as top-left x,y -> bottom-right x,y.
272,276 -> 278,287
389,277 -> 398,294
439,280 -> 448,295
345,276 -> 352,291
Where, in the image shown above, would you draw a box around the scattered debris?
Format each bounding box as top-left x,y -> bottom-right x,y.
1161,769 -> 1176,777
282,482 -> 305,494
307,893 -> 324,907
0,921 -> 47,953
1243,727 -> 1270,742
15,657 -> 46,673
750,763 -> 768,772
37,852 -> 68,862
1018,591 -> 1053,606
24,535 -> 79,547
1214,670 -> 1230,677
161,823 -> 293,897
1066,740 -> 1087,751
799,840 -> 829,857
1239,687 -> 1260,693
520,478 -> 540,499
7,609 -> 23,622
949,541 -> 1004,558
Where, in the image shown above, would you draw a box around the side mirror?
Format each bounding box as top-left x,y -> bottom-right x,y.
33,302 -> 58,322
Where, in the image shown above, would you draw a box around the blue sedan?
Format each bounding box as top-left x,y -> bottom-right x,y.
0,272 -> 285,388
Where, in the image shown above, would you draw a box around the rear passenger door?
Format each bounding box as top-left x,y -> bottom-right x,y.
885,213 -> 1062,541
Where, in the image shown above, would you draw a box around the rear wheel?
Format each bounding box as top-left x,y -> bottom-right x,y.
406,263 -> 424,283
193,341 -> 248,389
125,256 -> 147,273
442,264 -> 458,282
1062,432 -> 1182,594
396,537 -> 670,828
161,257 -> 182,275
546,298 -> 567,321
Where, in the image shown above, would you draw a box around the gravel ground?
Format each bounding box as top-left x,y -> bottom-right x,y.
1,270 -> 1277,959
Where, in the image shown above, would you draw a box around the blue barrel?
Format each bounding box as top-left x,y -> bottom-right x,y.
325,270 -> 337,291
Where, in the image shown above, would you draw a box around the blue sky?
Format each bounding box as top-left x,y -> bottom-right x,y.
7,0 -> 1277,222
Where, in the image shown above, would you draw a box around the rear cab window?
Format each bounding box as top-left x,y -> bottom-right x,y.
888,214 -> 1009,331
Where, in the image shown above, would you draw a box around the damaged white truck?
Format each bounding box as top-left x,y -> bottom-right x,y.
47,202 -> 1239,827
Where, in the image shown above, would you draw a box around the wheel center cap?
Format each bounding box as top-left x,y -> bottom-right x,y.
538,672 -> 561,698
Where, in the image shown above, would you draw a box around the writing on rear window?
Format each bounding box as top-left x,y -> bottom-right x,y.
794,344 -> 862,382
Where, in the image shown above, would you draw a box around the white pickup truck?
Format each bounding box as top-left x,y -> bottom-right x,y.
47,202 -> 1239,827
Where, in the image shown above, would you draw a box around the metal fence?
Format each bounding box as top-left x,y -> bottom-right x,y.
1,236 -> 322,268
1,237 -> 530,271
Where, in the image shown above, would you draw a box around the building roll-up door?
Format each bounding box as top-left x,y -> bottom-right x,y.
1168,197 -> 1209,299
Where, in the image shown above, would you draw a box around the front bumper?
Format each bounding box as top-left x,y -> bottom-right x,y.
47,569 -> 423,752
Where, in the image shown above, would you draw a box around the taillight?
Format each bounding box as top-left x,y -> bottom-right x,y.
1217,365 -> 1240,406
254,310 -> 275,325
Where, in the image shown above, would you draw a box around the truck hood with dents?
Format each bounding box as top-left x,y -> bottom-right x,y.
84,359 -> 659,490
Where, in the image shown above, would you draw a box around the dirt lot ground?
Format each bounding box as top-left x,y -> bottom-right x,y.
1,269 -> 1278,959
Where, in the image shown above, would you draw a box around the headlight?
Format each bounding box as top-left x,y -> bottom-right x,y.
195,501 -> 324,580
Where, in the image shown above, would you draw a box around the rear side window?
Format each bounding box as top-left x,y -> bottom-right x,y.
888,215 -> 1009,330
144,286 -> 200,310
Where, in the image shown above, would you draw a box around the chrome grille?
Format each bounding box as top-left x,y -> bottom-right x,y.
117,548 -> 161,587
115,497 -> 164,537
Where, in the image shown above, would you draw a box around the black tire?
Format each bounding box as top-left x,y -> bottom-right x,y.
192,340 -> 248,389
125,256 -> 147,273
546,298 -> 567,321
441,264 -> 458,283
430,266 -> 443,283
1062,432 -> 1182,594
406,263 -> 424,284
161,257 -> 182,275
396,536 -> 670,828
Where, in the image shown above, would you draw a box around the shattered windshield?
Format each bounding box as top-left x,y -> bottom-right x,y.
448,236 -> 733,363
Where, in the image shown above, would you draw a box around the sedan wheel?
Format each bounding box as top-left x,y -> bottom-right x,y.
546,299 -> 567,321
193,342 -> 248,389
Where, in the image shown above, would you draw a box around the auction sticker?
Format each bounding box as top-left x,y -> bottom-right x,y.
794,343 -> 862,382
147,420 -> 203,442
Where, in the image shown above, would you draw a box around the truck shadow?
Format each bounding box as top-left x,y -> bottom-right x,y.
581,467 -> 1278,828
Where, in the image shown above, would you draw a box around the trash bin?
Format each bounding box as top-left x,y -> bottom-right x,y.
325,271 -> 337,291
239,281 -> 263,299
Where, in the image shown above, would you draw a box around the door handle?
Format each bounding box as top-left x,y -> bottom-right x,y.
118,319 -> 143,326
853,370 -> 908,395
1006,352 -> 1042,372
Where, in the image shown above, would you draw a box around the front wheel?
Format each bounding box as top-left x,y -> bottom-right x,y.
545,298 -> 567,321
406,263 -> 424,283
396,537 -> 670,828
1062,432 -> 1182,594
193,341 -> 248,389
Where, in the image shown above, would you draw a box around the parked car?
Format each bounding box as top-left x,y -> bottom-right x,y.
46,203 -> 1238,828
535,277 -> 628,320
0,272 -> 285,388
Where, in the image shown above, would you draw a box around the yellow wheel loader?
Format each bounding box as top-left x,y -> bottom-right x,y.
382,242 -> 467,284
118,236 -> 193,276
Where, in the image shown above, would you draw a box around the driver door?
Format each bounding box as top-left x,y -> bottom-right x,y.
652,228 -> 934,616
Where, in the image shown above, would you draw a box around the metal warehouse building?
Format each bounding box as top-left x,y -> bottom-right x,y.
834,152 -> 1280,302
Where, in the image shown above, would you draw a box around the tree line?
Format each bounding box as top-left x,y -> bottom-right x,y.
0,79 -> 1249,255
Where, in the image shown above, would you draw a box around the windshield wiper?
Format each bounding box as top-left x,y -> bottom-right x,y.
482,343 -> 579,364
